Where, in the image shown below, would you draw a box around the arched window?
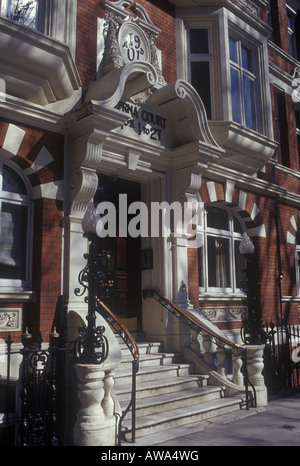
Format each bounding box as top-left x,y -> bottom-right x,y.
0,159 -> 33,290
198,205 -> 246,295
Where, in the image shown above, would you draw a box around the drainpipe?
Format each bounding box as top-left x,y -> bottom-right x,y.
272,164 -> 283,323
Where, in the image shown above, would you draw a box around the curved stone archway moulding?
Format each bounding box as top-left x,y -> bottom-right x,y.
0,123 -> 62,201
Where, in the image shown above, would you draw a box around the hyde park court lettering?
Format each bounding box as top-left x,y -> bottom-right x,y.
116,101 -> 167,142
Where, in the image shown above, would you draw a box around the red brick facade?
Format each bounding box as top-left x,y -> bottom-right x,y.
1,0 -> 300,344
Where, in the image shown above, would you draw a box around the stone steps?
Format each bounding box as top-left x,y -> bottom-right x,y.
115,339 -> 244,444
123,396 -> 243,439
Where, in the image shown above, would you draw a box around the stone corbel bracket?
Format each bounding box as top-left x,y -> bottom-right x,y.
84,61 -> 158,107
147,80 -> 223,150
66,105 -> 129,220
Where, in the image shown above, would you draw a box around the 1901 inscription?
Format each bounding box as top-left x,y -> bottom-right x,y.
118,22 -> 150,64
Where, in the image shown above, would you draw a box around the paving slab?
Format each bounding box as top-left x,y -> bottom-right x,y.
145,392 -> 300,447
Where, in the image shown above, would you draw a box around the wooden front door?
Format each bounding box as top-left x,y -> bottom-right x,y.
94,175 -> 142,331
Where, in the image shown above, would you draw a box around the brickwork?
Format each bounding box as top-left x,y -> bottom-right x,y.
0,120 -> 63,342
31,198 -> 63,341
76,0 -> 176,93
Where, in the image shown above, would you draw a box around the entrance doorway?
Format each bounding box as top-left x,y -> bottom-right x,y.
94,174 -> 142,331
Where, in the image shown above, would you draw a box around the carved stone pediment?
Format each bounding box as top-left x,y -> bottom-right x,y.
98,0 -> 166,90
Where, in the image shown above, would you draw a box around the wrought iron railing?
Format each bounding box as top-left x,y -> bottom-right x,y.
143,289 -> 256,409
264,319 -> 300,394
95,297 -> 139,445
2,328 -> 70,446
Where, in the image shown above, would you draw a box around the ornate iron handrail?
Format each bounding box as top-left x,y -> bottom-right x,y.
95,297 -> 139,444
143,289 -> 255,409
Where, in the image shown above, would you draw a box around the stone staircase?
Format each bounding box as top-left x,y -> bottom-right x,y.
114,337 -> 246,445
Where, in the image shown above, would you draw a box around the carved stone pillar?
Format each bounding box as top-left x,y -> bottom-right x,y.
74,365 -> 105,446
246,345 -> 268,406
73,364 -> 118,446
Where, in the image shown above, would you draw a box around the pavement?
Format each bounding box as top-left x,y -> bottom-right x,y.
143,391 -> 300,447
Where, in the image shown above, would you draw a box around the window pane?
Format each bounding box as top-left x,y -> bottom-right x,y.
207,206 -> 229,231
191,61 -> 211,119
234,239 -> 245,289
1,0 -> 38,29
241,45 -> 253,72
230,67 -> 242,125
190,29 -> 209,54
3,164 -> 27,194
198,242 -> 204,288
207,236 -> 231,288
243,75 -> 257,130
233,216 -> 243,234
229,37 -> 238,63
0,202 -> 27,279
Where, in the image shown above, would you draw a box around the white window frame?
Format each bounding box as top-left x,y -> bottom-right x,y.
287,4 -> 297,59
0,159 -> 33,292
224,16 -> 269,135
0,0 -> 40,29
0,0 -> 77,57
187,26 -> 213,119
176,8 -> 272,138
229,34 -> 258,131
176,15 -> 221,120
197,204 -> 246,297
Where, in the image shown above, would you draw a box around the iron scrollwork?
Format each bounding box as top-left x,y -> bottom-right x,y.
240,254 -> 267,346
74,234 -> 114,365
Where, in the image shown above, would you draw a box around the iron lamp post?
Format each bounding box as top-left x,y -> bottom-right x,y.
239,233 -> 266,345
74,204 -> 113,365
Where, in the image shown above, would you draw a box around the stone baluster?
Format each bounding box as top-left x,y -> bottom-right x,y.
246,345 -> 267,406
102,370 -> 115,417
190,329 -> 200,353
202,334 -> 215,367
232,352 -> 244,386
216,346 -> 227,377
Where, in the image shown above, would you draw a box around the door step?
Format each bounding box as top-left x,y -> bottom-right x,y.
114,339 -> 246,445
